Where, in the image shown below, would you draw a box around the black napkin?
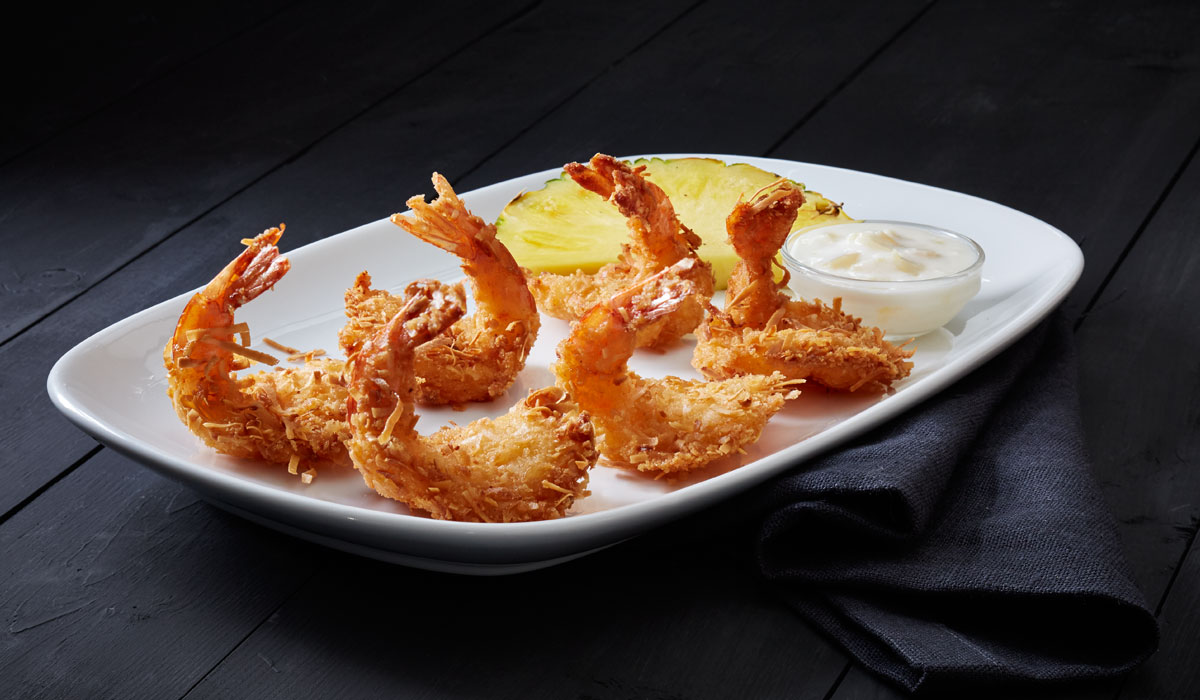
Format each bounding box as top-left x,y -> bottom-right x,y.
755,315 -> 1158,695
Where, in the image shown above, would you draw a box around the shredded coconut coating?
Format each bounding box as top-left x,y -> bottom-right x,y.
163,227 -> 341,472
554,261 -> 794,474
693,181 -> 913,392
528,154 -> 714,349
343,173 -> 540,405
242,357 -> 352,467
165,227 -> 462,477
695,300 -> 914,393
346,300 -> 598,522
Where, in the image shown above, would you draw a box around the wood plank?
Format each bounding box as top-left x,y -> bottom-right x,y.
770,0 -> 1200,321
0,3 -> 726,696
1120,536 -> 1200,699
782,1 -> 1200,697
1,0 -> 695,518
0,450 -> 325,699
1076,145 -> 1200,699
182,497 -> 848,700
2,2 -> 1190,696
460,0 -> 1200,693
460,0 -> 930,189
0,1 -> 292,164
0,2 -> 924,697
0,0 -> 533,517
162,2 -> 939,696
0,0 -> 518,346
1075,140 -> 1200,619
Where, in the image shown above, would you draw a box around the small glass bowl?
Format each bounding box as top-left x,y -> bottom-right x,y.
780,220 -> 985,339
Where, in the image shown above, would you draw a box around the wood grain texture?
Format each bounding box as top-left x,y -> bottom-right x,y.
0,0 -> 536,517
782,1 -> 1200,698
1121,535 -> 1200,700
0,1 -> 292,164
770,0 -> 1200,321
1076,137 -> 1200,617
461,0 -> 931,189
182,497 -> 847,700
0,2 -> 721,695
0,1 -> 908,696
1,0 -> 1196,698
0,451 -> 323,699
0,0 -> 694,516
0,0 -> 518,346
1074,142 -> 1200,700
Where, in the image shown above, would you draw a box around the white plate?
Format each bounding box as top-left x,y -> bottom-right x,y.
47,154 -> 1083,575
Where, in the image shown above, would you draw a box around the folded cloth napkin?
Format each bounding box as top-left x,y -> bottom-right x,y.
755,314 -> 1158,695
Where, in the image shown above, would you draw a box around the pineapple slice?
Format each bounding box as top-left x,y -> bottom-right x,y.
495,157 -> 852,289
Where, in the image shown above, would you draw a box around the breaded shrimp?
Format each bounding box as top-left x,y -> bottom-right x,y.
164,226 -> 340,472
693,181 -> 914,392
164,227 -> 462,477
553,261 -> 797,475
345,297 -> 598,522
341,173 -> 540,405
339,276 -> 466,358
528,154 -> 715,348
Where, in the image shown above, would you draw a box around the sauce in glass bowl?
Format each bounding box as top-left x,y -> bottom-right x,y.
782,220 -> 984,338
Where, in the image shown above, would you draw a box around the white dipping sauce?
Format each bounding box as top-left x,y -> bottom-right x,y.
786,222 -> 978,281
782,221 -> 984,338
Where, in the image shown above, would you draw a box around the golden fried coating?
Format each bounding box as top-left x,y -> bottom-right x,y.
345,296 -> 597,522
164,227 -> 342,473
339,277 -> 466,358
693,181 -> 914,392
528,154 -> 715,349
241,357 -> 351,468
165,227 -> 462,478
554,261 -> 796,474
342,173 -> 540,405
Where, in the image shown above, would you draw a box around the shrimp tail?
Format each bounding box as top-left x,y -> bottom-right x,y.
167,226 -> 290,368
345,291 -> 440,422
608,257 -> 700,329
339,273 -> 466,359
727,179 -> 805,262
386,172 -> 540,404
186,226 -> 291,321
348,290 -> 597,523
564,157 -> 619,199
396,279 -> 467,347
391,173 -> 494,260
227,231 -> 291,308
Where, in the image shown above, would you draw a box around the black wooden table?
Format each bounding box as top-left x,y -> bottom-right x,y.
3,2 -> 1198,697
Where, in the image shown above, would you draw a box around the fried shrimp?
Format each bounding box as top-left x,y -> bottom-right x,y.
345,297 -> 598,522
339,276 -> 466,358
165,227 -> 464,477
693,181 -> 914,392
341,173 -> 540,405
164,226 -> 348,473
527,154 -> 715,348
553,261 -> 797,475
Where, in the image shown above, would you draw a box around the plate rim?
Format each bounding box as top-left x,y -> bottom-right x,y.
46,152 -> 1084,566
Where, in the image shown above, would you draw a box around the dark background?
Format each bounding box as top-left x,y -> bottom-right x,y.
2,1 -> 1198,698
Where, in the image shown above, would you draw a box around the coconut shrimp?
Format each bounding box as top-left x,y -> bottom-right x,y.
693,181 -> 914,392
553,260 -> 797,475
339,276 -> 466,358
341,173 -> 540,405
165,227 -> 463,477
345,296 -> 597,522
527,154 -> 715,349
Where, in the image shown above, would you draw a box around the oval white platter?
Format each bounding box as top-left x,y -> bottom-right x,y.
47,154 -> 1083,575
